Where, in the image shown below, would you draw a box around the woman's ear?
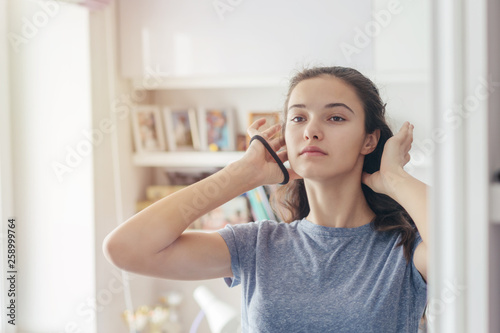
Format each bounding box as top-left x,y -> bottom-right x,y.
361,129 -> 380,155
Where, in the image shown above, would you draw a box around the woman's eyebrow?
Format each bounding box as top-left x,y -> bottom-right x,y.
325,103 -> 354,114
288,103 -> 306,111
288,103 -> 354,113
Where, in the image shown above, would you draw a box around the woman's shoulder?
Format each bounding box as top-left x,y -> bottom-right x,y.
229,219 -> 301,231
219,219 -> 302,239
217,220 -> 302,252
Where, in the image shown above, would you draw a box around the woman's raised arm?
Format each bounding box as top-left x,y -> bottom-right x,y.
102,121 -> 291,280
362,122 -> 428,279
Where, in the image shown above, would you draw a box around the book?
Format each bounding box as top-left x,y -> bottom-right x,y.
197,195 -> 251,230
246,186 -> 276,221
256,186 -> 277,221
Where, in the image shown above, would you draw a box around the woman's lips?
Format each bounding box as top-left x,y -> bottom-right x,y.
300,146 -> 327,156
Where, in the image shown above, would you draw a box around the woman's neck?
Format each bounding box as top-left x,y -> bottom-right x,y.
304,175 -> 375,228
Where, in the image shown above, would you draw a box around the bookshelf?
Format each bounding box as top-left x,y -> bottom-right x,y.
133,151 -> 245,168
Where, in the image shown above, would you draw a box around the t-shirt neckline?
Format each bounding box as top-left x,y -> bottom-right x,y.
299,218 -> 375,237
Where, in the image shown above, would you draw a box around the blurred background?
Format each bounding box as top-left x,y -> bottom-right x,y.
0,0 -> 498,332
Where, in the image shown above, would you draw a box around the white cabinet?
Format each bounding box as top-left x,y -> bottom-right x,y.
372,0 -> 431,74
118,0 -> 374,87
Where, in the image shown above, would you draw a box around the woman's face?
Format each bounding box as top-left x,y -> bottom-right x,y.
284,75 -> 376,181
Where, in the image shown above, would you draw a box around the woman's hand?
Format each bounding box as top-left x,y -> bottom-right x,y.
362,121 -> 428,277
362,121 -> 414,197
242,118 -> 301,185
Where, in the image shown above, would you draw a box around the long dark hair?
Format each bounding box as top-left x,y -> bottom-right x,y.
272,66 -> 416,263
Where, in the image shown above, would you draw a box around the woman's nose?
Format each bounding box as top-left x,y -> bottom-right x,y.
303,120 -> 323,141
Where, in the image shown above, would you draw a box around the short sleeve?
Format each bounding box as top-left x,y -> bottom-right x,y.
217,222 -> 260,288
410,231 -> 427,291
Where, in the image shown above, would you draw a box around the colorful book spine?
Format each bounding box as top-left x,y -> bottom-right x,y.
246,186 -> 275,221
256,186 -> 276,221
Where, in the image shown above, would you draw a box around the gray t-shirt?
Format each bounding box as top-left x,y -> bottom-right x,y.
217,219 -> 427,333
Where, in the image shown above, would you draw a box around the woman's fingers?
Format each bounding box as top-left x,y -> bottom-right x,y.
404,153 -> 411,165
246,117 -> 302,183
277,149 -> 302,181
404,122 -> 414,145
394,121 -> 413,153
247,118 -> 267,135
247,118 -> 285,152
268,131 -> 286,151
404,123 -> 414,154
247,118 -> 281,138
395,122 -> 414,167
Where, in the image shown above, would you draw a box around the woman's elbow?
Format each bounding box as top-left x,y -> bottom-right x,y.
102,231 -> 132,270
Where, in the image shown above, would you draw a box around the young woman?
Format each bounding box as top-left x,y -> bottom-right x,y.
103,66 -> 428,332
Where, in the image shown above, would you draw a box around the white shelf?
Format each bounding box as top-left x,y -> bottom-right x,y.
131,71 -> 430,91
133,151 -> 245,168
491,183 -> 500,224
132,75 -> 290,90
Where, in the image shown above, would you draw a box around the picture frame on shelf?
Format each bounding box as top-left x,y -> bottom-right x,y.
198,108 -> 235,151
247,111 -> 281,127
131,105 -> 166,152
195,196 -> 251,230
236,134 -> 247,151
163,107 -> 200,151
247,111 -> 281,144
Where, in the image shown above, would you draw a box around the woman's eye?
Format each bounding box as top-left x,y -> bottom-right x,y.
329,116 -> 345,122
291,116 -> 305,122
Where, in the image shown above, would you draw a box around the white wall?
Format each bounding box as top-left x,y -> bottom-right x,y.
90,5 -> 156,332
8,0 -> 95,331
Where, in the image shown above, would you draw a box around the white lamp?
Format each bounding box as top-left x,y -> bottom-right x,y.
192,286 -> 240,333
